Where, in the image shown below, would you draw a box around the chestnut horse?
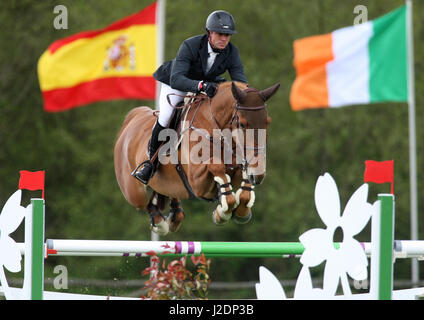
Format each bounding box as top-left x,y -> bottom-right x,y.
114,81 -> 280,235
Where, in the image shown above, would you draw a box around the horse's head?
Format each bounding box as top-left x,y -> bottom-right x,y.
229,82 -> 280,185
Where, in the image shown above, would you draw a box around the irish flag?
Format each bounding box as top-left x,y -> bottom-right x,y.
290,6 -> 408,111
38,2 -> 158,112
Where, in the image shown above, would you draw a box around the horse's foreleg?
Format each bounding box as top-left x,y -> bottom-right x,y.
232,171 -> 255,224
211,173 -> 237,225
147,193 -> 169,235
167,198 -> 185,232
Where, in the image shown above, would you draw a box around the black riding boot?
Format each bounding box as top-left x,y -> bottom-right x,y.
132,121 -> 166,184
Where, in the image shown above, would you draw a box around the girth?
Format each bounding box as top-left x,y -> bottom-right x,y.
173,161 -> 217,202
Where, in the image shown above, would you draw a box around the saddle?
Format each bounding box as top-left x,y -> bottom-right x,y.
152,100 -> 188,154
153,95 -> 212,201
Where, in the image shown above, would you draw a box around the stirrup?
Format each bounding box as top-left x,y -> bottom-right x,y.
131,160 -> 154,184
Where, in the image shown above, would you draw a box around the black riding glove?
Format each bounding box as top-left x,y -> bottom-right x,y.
199,81 -> 218,98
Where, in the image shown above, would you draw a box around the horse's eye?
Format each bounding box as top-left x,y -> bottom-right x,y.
240,123 -> 246,129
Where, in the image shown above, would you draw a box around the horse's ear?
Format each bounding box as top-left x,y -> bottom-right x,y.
260,83 -> 280,101
231,82 -> 247,104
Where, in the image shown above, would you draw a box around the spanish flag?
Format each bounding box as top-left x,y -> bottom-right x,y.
38,2 -> 157,112
290,6 -> 408,111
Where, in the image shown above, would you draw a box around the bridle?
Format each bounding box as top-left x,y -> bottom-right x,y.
166,86 -> 268,172
226,88 -> 267,170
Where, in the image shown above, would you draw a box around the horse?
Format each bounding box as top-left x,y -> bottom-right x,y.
114,81 -> 280,235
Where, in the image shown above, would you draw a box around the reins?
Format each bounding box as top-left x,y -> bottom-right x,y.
165,86 -> 267,172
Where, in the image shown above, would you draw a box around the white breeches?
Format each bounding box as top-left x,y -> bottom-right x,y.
157,83 -> 187,127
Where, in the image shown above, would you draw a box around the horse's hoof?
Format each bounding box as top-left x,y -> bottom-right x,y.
212,209 -> 231,225
150,219 -> 169,235
212,212 -> 227,225
232,210 -> 252,224
166,216 -> 182,233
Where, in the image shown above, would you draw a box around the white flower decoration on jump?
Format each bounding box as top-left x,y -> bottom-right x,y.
295,173 -> 373,297
293,266 -> 333,299
0,190 -> 25,300
255,266 -> 286,300
256,173 -> 374,299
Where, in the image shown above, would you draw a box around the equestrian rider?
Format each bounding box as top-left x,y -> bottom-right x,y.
133,10 -> 248,184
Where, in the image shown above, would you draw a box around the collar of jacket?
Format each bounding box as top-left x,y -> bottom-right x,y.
200,34 -> 229,75
201,34 -> 229,54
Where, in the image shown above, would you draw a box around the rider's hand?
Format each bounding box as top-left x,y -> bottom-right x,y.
198,81 -> 218,98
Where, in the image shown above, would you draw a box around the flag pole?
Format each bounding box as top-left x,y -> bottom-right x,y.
155,0 -> 165,110
406,0 -> 419,285
152,0 -> 166,243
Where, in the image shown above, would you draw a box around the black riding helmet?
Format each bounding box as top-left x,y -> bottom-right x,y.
205,10 -> 237,34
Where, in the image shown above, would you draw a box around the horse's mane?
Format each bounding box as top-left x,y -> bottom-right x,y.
217,81 -> 248,92
208,81 -> 248,108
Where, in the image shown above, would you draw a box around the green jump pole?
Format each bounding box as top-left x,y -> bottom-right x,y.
378,194 -> 395,300
200,242 -> 306,256
195,242 -> 340,257
370,194 -> 395,300
31,199 -> 45,300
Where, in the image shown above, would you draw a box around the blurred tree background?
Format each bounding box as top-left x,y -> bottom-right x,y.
0,0 -> 423,299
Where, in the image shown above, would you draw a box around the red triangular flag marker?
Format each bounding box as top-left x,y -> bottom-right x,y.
19,170 -> 45,199
364,160 -> 394,194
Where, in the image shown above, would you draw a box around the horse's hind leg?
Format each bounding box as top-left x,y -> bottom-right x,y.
147,192 -> 169,235
167,198 -> 185,232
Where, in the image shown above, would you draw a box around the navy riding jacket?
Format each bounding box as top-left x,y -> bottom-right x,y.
153,34 -> 247,93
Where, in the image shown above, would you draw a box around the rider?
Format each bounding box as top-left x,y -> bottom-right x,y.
133,10 -> 248,184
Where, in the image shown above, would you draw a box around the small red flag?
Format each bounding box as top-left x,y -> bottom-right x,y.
364,160 -> 394,194
18,170 -> 45,199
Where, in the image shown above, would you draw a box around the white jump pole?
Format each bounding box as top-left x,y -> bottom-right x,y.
46,239 -> 200,255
